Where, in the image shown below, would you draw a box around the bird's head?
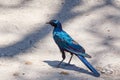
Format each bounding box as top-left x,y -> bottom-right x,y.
46,20 -> 61,27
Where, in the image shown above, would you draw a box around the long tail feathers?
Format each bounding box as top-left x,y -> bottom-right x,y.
77,55 -> 100,77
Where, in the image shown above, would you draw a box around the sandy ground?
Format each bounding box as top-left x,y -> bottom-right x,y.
0,0 -> 120,80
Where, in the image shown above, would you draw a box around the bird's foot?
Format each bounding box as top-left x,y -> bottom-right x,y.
56,63 -> 62,68
56,65 -> 60,68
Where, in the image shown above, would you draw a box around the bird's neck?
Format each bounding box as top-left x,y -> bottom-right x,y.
54,23 -> 63,32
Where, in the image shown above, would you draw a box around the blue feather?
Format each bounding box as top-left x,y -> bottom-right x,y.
47,20 -> 100,77
77,55 -> 100,77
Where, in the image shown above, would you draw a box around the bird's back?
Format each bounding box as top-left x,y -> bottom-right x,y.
53,30 -> 86,54
53,30 -> 73,48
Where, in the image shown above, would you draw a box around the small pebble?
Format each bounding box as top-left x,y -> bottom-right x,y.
22,73 -> 25,75
13,72 -> 19,76
107,30 -> 110,32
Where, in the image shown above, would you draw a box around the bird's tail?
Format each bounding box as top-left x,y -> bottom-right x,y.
77,55 -> 100,77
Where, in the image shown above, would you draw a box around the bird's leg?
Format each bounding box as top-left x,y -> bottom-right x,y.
57,59 -> 64,68
68,53 -> 73,64
57,51 -> 66,68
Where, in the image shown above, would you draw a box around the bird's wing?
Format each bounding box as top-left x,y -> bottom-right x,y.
64,40 -> 91,58
54,32 -> 91,58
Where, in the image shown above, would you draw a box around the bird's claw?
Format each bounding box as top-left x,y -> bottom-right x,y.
56,65 -> 60,68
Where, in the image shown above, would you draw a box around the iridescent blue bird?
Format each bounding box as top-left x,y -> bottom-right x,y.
46,20 -> 100,77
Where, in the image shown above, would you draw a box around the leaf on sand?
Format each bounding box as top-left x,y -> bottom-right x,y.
25,61 -> 32,65
60,71 -> 69,75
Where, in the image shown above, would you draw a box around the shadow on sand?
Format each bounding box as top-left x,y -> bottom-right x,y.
44,60 -> 100,77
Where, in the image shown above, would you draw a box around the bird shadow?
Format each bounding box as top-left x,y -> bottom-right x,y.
44,60 -> 100,77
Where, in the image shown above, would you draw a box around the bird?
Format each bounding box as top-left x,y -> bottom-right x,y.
46,20 -> 100,77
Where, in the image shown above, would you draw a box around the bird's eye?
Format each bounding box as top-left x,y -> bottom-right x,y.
54,20 -> 59,24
